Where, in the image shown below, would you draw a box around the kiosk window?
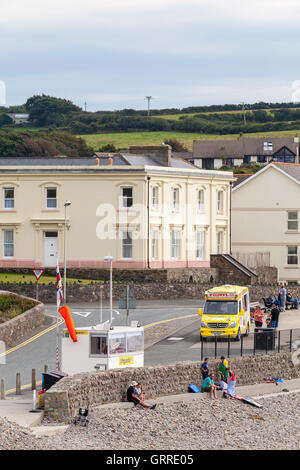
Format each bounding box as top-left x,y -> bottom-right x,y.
127,332 -> 143,353
90,335 -> 108,356
109,334 -> 126,354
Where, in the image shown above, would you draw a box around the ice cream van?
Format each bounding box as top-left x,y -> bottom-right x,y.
198,285 -> 251,341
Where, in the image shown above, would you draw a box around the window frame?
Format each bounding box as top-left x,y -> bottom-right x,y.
287,246 -> 298,266
45,187 -> 57,210
3,229 -> 14,258
287,211 -> 298,232
152,229 -> 159,261
217,231 -> 223,254
171,229 -> 180,259
121,230 -> 133,259
217,190 -> 224,213
172,187 -> 179,211
152,186 -> 159,210
196,230 -> 205,260
3,187 -> 15,210
197,189 -> 204,212
120,186 -> 133,209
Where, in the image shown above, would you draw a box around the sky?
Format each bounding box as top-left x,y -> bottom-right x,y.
1,0 -> 300,111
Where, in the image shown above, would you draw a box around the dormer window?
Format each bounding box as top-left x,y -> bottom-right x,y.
263,142 -> 273,152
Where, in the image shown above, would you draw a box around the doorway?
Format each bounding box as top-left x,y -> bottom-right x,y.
44,232 -> 58,267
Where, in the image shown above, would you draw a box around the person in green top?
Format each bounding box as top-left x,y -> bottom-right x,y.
201,374 -> 218,399
218,356 -> 229,383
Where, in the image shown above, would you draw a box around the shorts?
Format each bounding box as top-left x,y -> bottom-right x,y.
202,387 -> 211,393
255,321 -> 263,327
270,320 -> 278,328
129,397 -> 140,406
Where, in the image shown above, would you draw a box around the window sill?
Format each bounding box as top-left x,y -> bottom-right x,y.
0,210 -> 16,212
284,265 -> 299,269
285,231 -> 299,234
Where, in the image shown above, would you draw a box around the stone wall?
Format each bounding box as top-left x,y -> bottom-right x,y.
0,292 -> 45,348
0,281 -> 297,304
44,353 -> 300,421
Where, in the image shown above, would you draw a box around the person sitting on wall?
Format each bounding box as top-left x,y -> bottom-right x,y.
286,290 -> 299,309
126,381 -> 156,410
201,374 -> 219,399
266,290 -> 280,308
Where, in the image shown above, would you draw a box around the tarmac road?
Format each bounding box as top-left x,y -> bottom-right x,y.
1,300 -> 300,392
0,299 -> 202,391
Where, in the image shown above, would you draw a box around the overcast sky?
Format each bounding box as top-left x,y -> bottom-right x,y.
1,0 -> 300,110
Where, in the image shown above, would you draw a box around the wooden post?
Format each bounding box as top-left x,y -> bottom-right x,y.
44,364 -> 48,373
16,373 -> 21,395
32,368 -> 36,390
1,379 -> 5,400
36,280 -> 39,301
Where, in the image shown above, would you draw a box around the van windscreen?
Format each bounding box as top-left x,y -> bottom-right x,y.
204,301 -> 238,315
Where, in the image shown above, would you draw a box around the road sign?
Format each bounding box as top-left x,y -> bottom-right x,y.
119,287 -> 136,310
32,269 -> 45,281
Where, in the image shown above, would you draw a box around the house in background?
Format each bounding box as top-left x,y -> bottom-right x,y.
232,162 -> 300,284
7,113 -> 29,125
185,137 -> 299,170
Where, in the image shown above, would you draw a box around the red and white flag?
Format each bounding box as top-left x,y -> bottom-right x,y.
56,260 -> 63,309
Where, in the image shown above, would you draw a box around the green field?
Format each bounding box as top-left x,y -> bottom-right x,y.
79,129 -> 300,152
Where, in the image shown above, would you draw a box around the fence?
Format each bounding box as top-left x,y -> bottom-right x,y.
200,328 -> 300,360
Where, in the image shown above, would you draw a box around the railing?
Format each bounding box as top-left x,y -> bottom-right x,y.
200,328 -> 300,360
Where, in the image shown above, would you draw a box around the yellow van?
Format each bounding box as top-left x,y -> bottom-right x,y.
198,285 -> 251,341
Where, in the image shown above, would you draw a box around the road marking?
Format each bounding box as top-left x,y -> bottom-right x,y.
72,311 -> 92,318
0,315 -> 64,359
167,337 -> 184,341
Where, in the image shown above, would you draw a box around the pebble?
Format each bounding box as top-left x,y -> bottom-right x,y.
0,392 -> 299,450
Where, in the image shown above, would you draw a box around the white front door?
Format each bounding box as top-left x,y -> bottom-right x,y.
44,232 -> 58,267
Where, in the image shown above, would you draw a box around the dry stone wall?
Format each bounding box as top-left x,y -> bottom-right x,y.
0,292 -> 45,348
44,353 -> 300,421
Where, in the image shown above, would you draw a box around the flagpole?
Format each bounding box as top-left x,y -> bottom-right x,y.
56,259 -> 63,371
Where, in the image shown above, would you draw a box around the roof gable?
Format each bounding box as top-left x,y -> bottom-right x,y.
232,162 -> 300,191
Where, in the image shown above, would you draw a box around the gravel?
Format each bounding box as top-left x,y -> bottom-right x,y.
0,392 -> 299,450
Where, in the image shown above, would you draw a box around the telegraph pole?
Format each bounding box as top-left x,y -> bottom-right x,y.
145,96 -> 152,116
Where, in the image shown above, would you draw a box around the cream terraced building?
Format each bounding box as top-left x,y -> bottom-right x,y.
232,162 -> 300,284
0,145 -> 234,269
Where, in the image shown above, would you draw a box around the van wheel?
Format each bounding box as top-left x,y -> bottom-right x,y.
235,329 -> 241,341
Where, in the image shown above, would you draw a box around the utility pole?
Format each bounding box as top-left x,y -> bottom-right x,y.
145,96 -> 152,116
242,102 -> 246,125
84,102 -> 87,112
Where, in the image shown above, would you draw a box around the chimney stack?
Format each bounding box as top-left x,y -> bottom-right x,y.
129,145 -> 172,167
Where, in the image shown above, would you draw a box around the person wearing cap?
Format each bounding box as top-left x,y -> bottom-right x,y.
126,381 -> 156,410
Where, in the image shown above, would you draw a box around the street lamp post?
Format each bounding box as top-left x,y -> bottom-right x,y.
104,256 -> 113,324
63,200 -> 71,303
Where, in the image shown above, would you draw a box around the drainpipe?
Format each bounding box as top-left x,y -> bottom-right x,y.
147,176 -> 151,269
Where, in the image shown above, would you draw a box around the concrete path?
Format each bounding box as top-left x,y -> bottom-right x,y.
0,390 -> 44,428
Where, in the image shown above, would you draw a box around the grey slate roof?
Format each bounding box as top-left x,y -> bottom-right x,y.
193,137 -> 298,159
273,162 -> 300,182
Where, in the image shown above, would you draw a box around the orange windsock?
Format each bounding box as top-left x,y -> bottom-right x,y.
58,305 -> 78,343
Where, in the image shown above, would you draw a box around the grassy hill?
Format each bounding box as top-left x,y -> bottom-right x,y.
80,128 -> 300,152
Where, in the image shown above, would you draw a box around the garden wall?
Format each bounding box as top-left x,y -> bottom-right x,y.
0,291 -> 45,348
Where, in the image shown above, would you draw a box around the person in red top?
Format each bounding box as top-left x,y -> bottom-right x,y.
226,369 -> 236,397
254,305 -> 264,327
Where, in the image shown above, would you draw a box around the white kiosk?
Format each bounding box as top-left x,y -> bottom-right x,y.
61,322 -> 144,375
